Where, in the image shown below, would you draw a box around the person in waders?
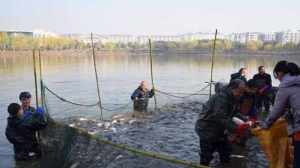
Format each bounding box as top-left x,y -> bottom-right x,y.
131,81 -> 155,113
5,102 -> 47,161
195,79 -> 253,166
253,66 -> 272,116
262,61 -> 300,168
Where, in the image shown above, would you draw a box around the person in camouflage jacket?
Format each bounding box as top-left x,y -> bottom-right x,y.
195,79 -> 250,166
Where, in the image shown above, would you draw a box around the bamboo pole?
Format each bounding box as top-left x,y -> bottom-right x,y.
32,49 -> 39,108
38,49 -> 44,107
209,29 -> 218,98
148,39 -> 158,110
91,33 -> 104,120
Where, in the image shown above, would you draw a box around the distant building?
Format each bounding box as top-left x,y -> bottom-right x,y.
277,30 -> 300,44
62,30 -> 300,45
33,30 -> 58,38
261,32 -> 276,42
229,33 -> 248,43
0,31 -> 33,37
246,32 -> 260,42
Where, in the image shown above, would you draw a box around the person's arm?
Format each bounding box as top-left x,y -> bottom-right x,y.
253,74 -> 258,81
33,107 -> 47,129
131,89 -> 139,100
264,88 -> 289,128
212,97 -> 238,133
25,107 -> 47,130
5,126 -> 26,144
267,74 -> 272,86
148,88 -> 155,98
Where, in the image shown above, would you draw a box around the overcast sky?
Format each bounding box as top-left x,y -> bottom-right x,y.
1,0 -> 300,35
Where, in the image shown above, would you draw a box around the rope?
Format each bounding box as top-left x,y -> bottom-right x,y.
44,86 -> 100,107
53,121 -> 210,168
155,84 -> 210,99
156,90 -> 209,99
157,84 -> 210,95
44,84 -> 131,111
101,101 -> 132,112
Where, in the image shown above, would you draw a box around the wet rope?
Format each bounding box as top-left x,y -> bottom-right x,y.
155,84 -> 210,99
44,86 -> 100,107
101,101 -> 132,112
44,84 -> 131,111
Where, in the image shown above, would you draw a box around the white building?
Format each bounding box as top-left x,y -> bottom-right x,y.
246,32 -> 260,42
229,33 -> 248,43
278,30 -> 300,44
261,32 -> 276,42
33,29 -> 58,38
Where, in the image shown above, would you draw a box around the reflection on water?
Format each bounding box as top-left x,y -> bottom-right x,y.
0,50 -> 299,167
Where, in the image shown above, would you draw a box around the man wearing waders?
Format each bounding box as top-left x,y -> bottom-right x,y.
131,81 -> 155,113
195,79 -> 252,166
253,66 -> 272,115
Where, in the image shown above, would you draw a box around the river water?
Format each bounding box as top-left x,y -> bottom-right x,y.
0,50 -> 298,167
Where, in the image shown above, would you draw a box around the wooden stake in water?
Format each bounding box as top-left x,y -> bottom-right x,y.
148,39 -> 158,110
209,29 -> 218,98
32,49 -> 39,108
38,49 -> 44,107
91,33 -> 104,120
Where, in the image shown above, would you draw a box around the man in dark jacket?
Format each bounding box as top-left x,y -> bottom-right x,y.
5,103 -> 47,161
195,79 -> 251,166
230,68 -> 247,83
131,81 -> 155,113
253,66 -> 272,114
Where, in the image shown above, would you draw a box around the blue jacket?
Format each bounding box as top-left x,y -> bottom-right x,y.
5,107 -> 47,152
131,87 -> 155,100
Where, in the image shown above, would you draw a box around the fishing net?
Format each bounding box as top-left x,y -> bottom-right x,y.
23,81 -> 209,168
252,119 -> 293,168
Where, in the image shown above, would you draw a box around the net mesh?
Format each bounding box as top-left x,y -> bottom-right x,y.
35,80 -> 210,168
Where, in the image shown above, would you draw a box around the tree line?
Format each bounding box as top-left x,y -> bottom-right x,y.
1,33 -> 300,51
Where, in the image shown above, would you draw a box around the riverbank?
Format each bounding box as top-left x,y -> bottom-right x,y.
1,48 -> 300,57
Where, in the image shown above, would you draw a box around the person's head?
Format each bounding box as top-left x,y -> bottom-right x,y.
273,61 -> 300,81
19,91 -> 32,108
258,66 -> 265,74
246,79 -> 259,94
239,68 -> 247,77
288,62 -> 300,76
139,81 -> 149,90
7,103 -> 23,118
229,79 -> 246,98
